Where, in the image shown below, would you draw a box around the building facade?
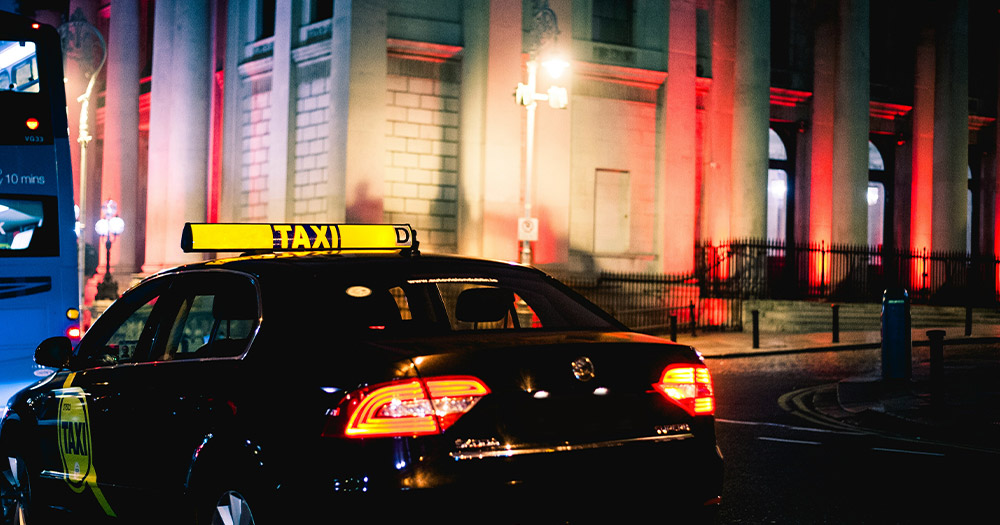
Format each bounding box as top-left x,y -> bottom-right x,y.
11,0 -> 1000,304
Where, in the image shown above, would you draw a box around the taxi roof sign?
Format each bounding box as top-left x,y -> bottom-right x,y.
181,223 -> 417,253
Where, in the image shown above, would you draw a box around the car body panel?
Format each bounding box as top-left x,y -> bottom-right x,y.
2,250 -> 722,523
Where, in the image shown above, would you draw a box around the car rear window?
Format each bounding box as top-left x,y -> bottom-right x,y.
286,265 -> 620,335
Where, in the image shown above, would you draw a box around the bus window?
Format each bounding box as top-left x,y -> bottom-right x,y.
0,196 -> 57,256
12,58 -> 37,92
0,39 -> 38,92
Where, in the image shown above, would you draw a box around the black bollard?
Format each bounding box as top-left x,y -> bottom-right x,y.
752,310 -> 760,349
927,329 -> 946,387
831,304 -> 840,343
965,306 -> 973,337
689,302 -> 697,337
670,315 -> 678,342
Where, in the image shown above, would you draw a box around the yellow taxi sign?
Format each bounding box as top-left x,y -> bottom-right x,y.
181,223 -> 415,253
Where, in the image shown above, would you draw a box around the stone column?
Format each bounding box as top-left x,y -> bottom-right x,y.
142,0 -> 173,271
327,0 -> 388,224
830,0 -> 869,247
458,0 -> 522,260
911,26 -> 935,255
267,0 -> 298,221
101,0 -> 141,272
932,0 -> 969,253
703,0 -> 735,244
729,0 -> 769,239
144,0 -> 211,271
220,0 -> 249,222
658,0 -> 697,272
458,0 -> 488,257
808,2 -> 836,247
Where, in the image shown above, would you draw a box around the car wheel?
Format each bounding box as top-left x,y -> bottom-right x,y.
1,455 -> 31,525
209,490 -> 256,525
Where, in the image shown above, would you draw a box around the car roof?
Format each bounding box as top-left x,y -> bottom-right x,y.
158,251 -> 541,282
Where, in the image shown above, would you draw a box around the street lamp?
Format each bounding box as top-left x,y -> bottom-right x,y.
514,0 -> 568,265
95,200 -> 124,300
58,15 -> 107,307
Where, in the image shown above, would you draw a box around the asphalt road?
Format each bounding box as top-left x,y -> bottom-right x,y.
708,347 -> 1000,524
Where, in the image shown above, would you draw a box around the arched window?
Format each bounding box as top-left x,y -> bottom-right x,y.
868,141 -> 885,249
767,129 -> 790,242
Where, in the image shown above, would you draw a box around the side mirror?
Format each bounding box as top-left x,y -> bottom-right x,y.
34,336 -> 73,369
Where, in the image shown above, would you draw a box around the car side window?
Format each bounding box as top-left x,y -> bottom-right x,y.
148,272 -> 260,361
72,277 -> 170,369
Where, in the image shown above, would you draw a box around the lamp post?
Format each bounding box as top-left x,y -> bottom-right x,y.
514,1 -> 568,265
58,15 -> 107,307
95,200 -> 124,300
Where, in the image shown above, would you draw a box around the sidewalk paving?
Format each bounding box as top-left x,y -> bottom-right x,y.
664,324 -> 1000,450
668,324 -> 1000,358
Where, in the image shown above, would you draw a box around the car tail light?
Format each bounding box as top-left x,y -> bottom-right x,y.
653,364 -> 715,416
327,376 -> 490,438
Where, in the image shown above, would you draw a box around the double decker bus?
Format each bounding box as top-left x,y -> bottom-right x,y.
0,11 -> 80,409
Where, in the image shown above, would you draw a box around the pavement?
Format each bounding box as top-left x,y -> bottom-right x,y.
666,323 -> 1000,451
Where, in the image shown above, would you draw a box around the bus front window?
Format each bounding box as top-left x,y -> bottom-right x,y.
0,39 -> 38,92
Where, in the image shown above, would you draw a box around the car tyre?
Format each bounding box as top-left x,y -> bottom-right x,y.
1,454 -> 40,525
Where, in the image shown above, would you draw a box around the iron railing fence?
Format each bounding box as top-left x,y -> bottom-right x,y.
698,239 -> 1000,306
555,240 -> 1000,334
558,272 -> 735,334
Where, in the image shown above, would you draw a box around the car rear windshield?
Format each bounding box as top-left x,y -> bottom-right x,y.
277,263 -> 621,335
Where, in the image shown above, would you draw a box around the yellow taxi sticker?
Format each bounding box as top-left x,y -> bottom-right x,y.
182,223 -> 415,253
56,387 -> 92,492
55,381 -> 116,517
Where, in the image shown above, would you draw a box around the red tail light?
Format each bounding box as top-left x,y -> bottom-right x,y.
328,376 -> 490,438
653,364 -> 715,416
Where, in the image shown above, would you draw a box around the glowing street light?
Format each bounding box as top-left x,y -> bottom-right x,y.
514,0 -> 567,265
95,200 -> 124,300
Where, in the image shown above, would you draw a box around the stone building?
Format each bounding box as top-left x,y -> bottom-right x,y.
9,0 -> 999,302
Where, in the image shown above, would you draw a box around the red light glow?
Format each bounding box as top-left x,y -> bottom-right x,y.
25,118 -> 39,130
67,326 -> 82,339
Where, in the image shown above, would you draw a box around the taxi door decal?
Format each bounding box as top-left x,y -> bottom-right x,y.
56,387 -> 92,493
55,379 -> 117,517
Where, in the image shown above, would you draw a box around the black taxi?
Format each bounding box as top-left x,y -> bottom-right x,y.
2,223 -> 722,524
